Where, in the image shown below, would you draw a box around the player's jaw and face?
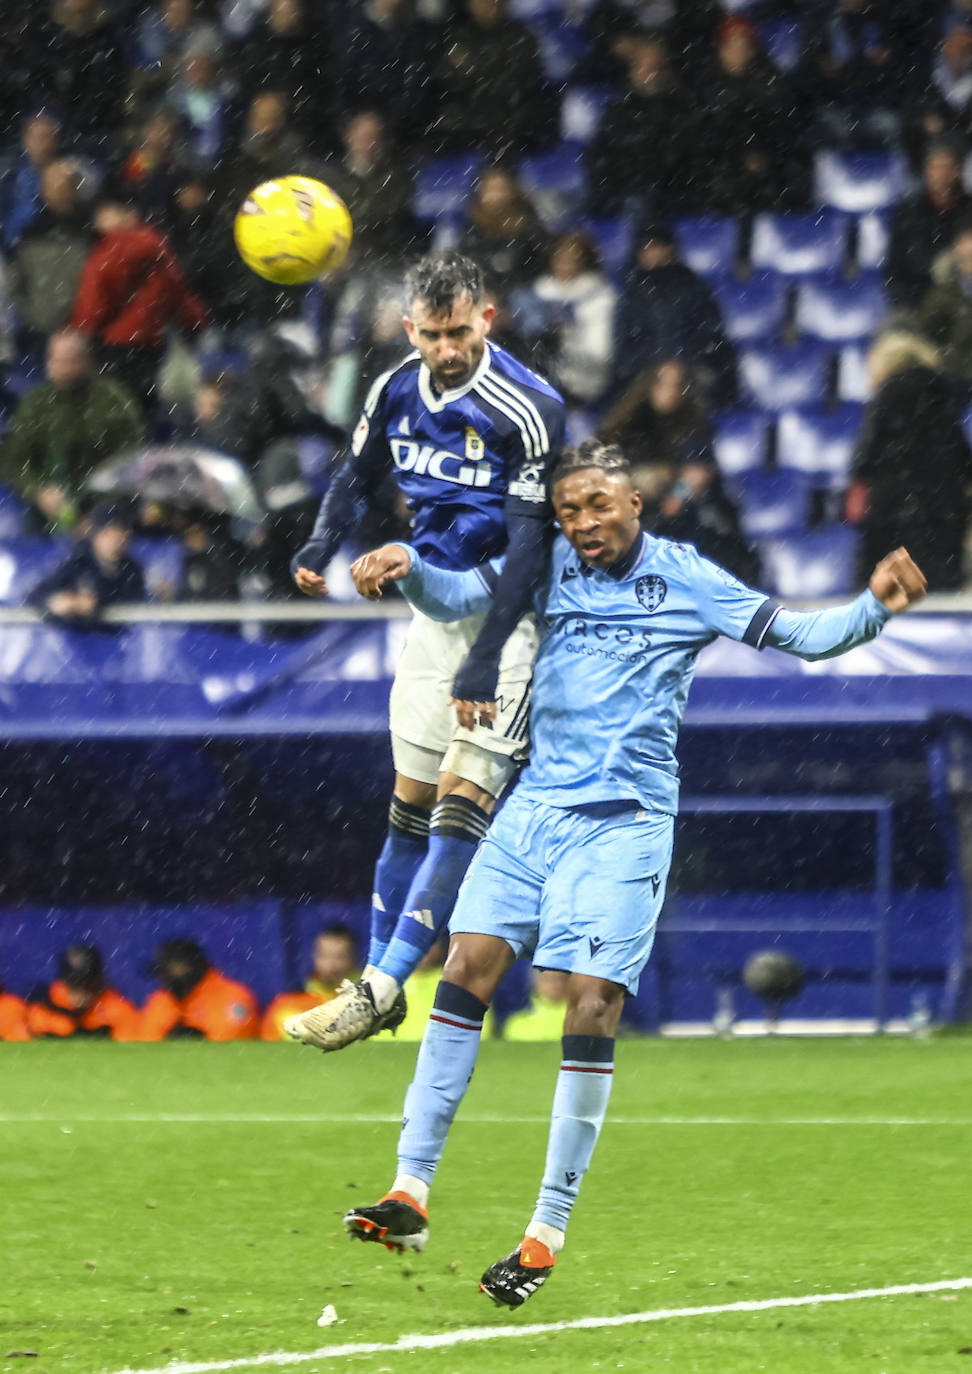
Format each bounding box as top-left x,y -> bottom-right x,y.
553,469 -> 643,570
403,292 -> 494,391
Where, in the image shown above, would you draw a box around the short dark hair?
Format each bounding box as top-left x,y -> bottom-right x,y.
404,250 -> 484,314
549,439 -> 631,492
314,923 -> 356,947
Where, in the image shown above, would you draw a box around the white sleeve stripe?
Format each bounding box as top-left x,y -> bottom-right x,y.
475,379 -> 537,461
488,369 -> 550,452
485,369 -> 550,454
362,351 -> 420,419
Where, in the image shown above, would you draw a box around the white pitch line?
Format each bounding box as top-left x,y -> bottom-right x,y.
0,1113 -> 970,1126
107,1277 -> 972,1374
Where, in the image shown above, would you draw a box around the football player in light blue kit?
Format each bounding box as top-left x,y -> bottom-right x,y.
342,439 -> 927,1307
287,251 -> 566,1050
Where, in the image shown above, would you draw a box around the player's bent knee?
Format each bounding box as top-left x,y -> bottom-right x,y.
440,739 -> 518,800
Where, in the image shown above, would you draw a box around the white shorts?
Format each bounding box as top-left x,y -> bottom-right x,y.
389,607 -> 537,795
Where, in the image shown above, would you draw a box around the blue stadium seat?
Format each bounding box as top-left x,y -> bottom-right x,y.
528,9 -> 589,81
856,211 -> 890,271
673,216 -> 739,278
711,273 -> 788,343
813,150 -> 908,215
794,273 -> 888,343
0,537 -> 70,605
726,468 -> 812,537
757,18 -> 804,71
712,409 -> 771,475
776,404 -> 864,487
130,536 -> 186,600
518,141 -> 587,228
961,406 -> 972,451
560,85 -> 614,143
758,525 -> 860,597
739,342 -> 831,411
836,342 -> 872,402
577,216 -> 633,277
750,212 -> 847,277
0,484 -> 27,538
413,154 -> 484,222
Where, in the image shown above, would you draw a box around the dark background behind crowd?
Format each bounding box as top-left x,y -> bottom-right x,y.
0,0 -> 970,615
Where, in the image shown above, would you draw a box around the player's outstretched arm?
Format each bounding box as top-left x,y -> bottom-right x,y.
763,547 -> 927,662
352,543 -> 500,622
291,380 -> 394,597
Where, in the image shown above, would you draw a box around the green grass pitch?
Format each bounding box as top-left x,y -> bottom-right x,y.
1,1036 -> 970,1374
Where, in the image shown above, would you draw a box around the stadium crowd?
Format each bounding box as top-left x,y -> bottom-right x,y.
0,0 -> 969,603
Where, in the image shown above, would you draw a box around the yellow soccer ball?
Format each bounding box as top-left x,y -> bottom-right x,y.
233,176 -> 353,285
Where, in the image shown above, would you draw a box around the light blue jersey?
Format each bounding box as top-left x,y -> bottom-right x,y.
400,530 -> 891,816
400,530 -> 892,989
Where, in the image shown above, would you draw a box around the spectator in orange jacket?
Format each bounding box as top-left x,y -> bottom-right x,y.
69,191 -> 209,409
135,938 -> 259,1041
0,972 -> 30,1041
26,943 -> 138,1040
261,924 -> 359,1041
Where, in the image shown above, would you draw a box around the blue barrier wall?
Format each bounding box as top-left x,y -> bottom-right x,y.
1,615 -> 969,1025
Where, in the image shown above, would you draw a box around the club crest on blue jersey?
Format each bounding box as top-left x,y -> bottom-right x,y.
635,574 -> 667,612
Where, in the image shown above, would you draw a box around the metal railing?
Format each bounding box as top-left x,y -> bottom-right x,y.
0,591 -> 969,624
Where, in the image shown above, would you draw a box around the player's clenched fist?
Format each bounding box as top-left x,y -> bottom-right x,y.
350,544 -> 413,601
869,547 -> 927,614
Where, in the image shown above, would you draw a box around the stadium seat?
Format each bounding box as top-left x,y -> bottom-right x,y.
412,154 -> 484,221
0,537 -> 70,605
836,343 -> 873,402
0,484 -> 27,538
726,468 -> 812,537
711,273 -> 788,343
963,405 -> 972,451
794,274 -> 888,343
750,212 -> 847,277
560,85 -> 614,143
130,537 -> 186,600
758,525 -> 860,597
813,150 -> 908,215
528,10 -> 589,81
712,409 -> 771,475
757,19 -> 804,72
518,141 -> 587,229
776,404 -> 864,487
577,216 -> 633,277
739,342 -> 831,411
856,211 -> 891,271
673,217 -> 739,278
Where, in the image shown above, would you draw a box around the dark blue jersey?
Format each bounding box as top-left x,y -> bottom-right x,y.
305,341 -> 566,572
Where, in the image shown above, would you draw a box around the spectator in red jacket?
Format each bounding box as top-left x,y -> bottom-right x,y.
69,191 -> 209,410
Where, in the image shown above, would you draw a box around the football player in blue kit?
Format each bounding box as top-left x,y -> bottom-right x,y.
342,439 -> 927,1306
286,251 -> 566,1051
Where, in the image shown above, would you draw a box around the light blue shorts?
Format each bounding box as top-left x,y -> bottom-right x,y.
449,789 -> 674,994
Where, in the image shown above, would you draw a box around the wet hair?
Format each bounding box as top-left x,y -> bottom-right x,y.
404,250 -> 484,314
548,439 -> 631,493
